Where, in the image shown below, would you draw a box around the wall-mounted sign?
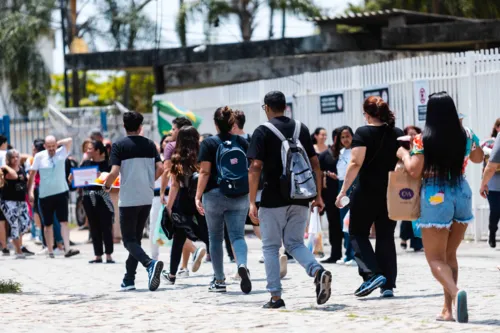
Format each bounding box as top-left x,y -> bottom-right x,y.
320,93 -> 344,114
414,80 -> 429,122
285,96 -> 294,119
363,86 -> 390,104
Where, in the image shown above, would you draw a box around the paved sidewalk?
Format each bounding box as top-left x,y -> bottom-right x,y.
2,230 -> 500,333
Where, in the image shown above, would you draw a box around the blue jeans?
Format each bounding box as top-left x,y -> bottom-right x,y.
259,205 -> 323,297
339,180 -> 354,260
203,188 -> 249,281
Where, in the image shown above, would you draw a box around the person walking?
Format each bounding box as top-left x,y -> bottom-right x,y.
195,106 -> 252,294
80,140 -> 114,264
336,96 -> 404,298
481,118 -> 500,248
248,91 -> 332,309
161,126 -> 209,284
105,111 -> 164,292
398,92 -> 483,323
27,136 -> 80,258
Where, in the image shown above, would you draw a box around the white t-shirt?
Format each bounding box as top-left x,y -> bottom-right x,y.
31,146 -> 69,198
336,148 -> 352,181
0,150 -> 6,166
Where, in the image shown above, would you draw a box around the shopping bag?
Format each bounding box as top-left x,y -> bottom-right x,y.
307,207 -> 323,254
155,205 -> 172,246
387,163 -> 421,221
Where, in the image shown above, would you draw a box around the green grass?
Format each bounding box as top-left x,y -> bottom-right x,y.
0,279 -> 22,293
347,313 -> 359,319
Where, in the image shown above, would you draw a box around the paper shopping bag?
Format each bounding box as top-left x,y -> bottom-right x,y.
387,165 -> 421,221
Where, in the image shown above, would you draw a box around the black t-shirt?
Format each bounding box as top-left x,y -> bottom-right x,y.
351,125 -> 404,195
81,159 -> 111,191
319,148 -> 338,204
198,133 -> 249,193
247,117 -> 316,208
3,166 -> 27,201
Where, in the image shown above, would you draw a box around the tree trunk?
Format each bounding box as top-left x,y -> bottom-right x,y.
268,0 -> 275,39
240,12 -> 252,41
281,8 -> 286,39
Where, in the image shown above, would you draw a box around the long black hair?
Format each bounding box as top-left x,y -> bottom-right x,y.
91,140 -> 109,162
333,126 -> 354,159
423,92 -> 466,185
311,127 -> 325,145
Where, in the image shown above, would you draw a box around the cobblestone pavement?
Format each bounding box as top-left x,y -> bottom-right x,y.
2,230 -> 500,333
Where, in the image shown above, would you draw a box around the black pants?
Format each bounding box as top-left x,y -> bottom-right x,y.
400,221 -> 423,250
170,212 -> 210,275
350,192 -> 397,290
83,195 -> 113,256
120,205 -> 153,282
325,204 -> 342,260
487,191 -> 500,235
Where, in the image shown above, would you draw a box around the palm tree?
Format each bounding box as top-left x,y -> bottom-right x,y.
276,0 -> 321,39
0,0 -> 55,116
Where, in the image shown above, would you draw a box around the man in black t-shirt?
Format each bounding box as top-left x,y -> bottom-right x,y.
104,111 -> 164,292
247,91 -> 332,309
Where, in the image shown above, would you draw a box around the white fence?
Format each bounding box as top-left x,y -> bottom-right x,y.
153,49 -> 500,242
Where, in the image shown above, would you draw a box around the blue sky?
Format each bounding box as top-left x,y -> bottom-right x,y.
52,0 -> 360,73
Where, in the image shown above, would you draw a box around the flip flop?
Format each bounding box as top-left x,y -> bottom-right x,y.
435,314 -> 455,322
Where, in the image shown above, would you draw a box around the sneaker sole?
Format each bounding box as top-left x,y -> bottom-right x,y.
317,271 -> 332,305
456,290 -> 468,323
355,276 -> 387,297
192,248 -> 206,273
208,287 -> 227,293
238,266 -> 252,294
121,285 -> 136,291
280,255 -> 288,279
149,261 -> 164,291
161,273 -> 176,285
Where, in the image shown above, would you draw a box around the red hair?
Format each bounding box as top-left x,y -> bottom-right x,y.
363,96 -> 395,128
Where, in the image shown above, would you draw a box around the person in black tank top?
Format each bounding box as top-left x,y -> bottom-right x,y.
336,96 -> 404,298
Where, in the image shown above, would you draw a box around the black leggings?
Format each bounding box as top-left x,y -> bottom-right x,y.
349,191 -> 397,290
170,212 -> 209,275
83,195 -> 114,256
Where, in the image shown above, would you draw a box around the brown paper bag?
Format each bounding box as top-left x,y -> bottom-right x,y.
387,164 -> 421,221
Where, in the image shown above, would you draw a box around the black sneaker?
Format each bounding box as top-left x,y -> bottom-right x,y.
314,268 -> 332,305
2,248 -> 10,256
64,249 -> 80,258
238,264 -> 252,294
489,232 -> 496,248
263,298 -> 286,309
120,280 -> 136,291
21,247 -> 34,256
208,278 -> 227,292
161,270 -> 176,285
354,274 -> 387,297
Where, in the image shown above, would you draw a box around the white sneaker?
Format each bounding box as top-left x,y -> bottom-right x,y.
336,259 -> 345,265
192,247 -> 206,273
177,268 -> 189,278
344,259 -> 357,266
37,248 -> 49,256
279,254 -> 288,279
54,248 -> 65,256
15,253 -> 26,259
259,255 -> 265,264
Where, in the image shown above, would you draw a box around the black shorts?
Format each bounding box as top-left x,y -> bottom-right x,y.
33,187 -> 40,215
39,192 -> 69,226
245,202 -> 260,225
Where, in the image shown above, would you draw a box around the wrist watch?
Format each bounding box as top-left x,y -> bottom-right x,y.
104,184 -> 112,190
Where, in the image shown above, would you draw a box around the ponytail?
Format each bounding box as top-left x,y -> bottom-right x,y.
214,106 -> 235,134
363,96 -> 395,128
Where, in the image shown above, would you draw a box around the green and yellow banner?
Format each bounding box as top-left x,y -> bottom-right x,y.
154,101 -> 202,136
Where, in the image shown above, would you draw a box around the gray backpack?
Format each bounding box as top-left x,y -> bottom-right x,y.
263,120 -> 317,200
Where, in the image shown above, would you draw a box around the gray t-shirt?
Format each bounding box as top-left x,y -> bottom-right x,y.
488,133 -> 500,191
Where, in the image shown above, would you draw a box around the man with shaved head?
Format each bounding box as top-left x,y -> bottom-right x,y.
27,135 -> 80,258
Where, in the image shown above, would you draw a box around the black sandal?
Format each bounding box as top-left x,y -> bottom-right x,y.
106,259 -> 115,264
400,242 -> 407,250
89,258 -> 103,263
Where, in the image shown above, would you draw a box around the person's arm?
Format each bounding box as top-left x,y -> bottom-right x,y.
104,165 -> 120,191
1,165 -> 17,180
248,159 -> 263,224
467,129 -> 484,164
160,166 -> 170,204
336,147 -> 366,208
155,161 -> 164,181
195,161 -> 211,216
310,156 -> 325,212
166,176 -> 179,212
397,147 -> 425,179
27,170 -> 37,204
480,161 -> 499,198
57,137 -> 73,152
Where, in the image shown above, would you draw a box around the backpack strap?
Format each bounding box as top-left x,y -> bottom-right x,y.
293,120 -> 301,141
263,122 -> 286,142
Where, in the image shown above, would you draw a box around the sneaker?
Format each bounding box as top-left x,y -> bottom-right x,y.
279,254 -> 288,279
54,248 -> 65,256
454,290 -> 468,323
15,253 -> 26,259
177,268 -> 190,278
380,288 -> 394,298
161,271 -> 176,285
489,232 -> 496,248
314,268 -> 332,305
208,278 -> 227,292
354,274 -> 387,297
321,256 -> 340,264
21,247 -> 35,256
37,248 -> 48,256
344,259 -> 357,266
259,255 -> 265,264
64,249 -> 80,258
192,247 -> 206,273
263,298 -> 286,309
285,252 -> 295,263
238,264 -> 252,294
146,260 -> 164,291
48,253 -> 55,259
120,280 -> 136,291
336,259 -> 345,265
2,248 -> 9,256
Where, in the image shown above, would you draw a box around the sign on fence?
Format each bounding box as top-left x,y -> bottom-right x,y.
285,96 -> 294,119
363,86 -> 390,104
414,80 -> 430,122
320,93 -> 344,114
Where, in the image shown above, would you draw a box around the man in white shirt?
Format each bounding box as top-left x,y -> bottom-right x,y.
27,136 -> 80,258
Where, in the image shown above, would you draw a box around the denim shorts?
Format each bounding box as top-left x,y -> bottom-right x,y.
417,178 -> 474,229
